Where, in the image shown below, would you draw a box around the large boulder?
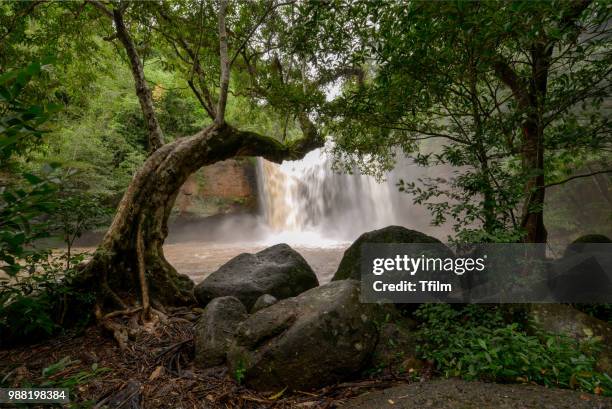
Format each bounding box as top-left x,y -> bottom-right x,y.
227,280 -> 380,392
572,234 -> 612,244
194,296 -> 248,368
529,304 -> 612,372
332,225 -> 451,281
194,244 -> 319,310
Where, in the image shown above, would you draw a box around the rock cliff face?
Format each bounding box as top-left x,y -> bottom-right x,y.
173,158 -> 257,217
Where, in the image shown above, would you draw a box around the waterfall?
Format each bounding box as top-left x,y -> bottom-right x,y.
256,148 -> 433,243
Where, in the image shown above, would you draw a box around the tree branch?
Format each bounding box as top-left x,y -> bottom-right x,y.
492,57 -> 530,109
112,6 -> 164,152
215,0 -> 230,125
86,0 -> 112,18
545,169 -> 612,188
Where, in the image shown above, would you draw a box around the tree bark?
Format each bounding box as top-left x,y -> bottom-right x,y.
215,0 -> 230,125
494,48 -> 549,243
79,123 -> 322,310
519,42 -> 552,243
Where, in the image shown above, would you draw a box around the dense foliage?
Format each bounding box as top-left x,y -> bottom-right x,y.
305,1 -> 612,242
415,304 -> 612,396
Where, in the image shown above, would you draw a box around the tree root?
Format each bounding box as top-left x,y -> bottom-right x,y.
136,217 -> 151,321
95,304 -> 131,351
95,302 -> 169,350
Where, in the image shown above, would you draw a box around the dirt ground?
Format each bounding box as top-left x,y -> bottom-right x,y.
0,308 -> 417,409
342,379 -> 612,409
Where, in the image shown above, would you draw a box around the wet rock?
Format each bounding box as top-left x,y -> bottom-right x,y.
251,294 -> 278,313
529,304 -> 612,372
227,280 -> 380,392
332,226 -> 451,281
194,296 -> 248,368
194,244 -> 319,310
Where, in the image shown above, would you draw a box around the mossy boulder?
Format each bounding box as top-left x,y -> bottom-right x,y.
194,244 -> 318,310
529,304 -> 612,372
227,280 -> 380,392
332,226 -> 451,281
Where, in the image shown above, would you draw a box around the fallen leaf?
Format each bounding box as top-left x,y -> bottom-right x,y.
148,366 -> 163,381
580,394 -> 591,401
268,386 -> 288,400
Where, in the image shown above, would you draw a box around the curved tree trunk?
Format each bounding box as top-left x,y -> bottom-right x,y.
80,1 -> 323,314
77,123 -> 321,311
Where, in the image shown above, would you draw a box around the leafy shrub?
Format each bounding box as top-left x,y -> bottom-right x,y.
0,168 -> 59,276
0,253 -> 96,345
0,57 -> 60,161
415,304 -> 612,396
3,356 -> 110,408
1,60 -> 104,343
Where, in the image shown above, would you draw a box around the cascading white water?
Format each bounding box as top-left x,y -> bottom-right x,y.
256,147 -> 439,244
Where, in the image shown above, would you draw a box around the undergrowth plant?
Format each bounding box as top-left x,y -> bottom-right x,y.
1,356 -> 110,408
415,304 -> 612,396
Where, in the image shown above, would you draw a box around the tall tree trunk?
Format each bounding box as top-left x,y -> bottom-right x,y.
520,121 -> 547,243
494,40 -> 551,243
520,42 -> 552,243
77,124 -> 322,311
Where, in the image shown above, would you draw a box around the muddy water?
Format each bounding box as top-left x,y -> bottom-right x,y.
163,242 -> 348,284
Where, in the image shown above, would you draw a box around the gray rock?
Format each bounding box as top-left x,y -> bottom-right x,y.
227,280 -> 380,392
194,244 -> 319,310
332,226 -> 452,281
251,294 -> 278,313
194,296 -> 247,368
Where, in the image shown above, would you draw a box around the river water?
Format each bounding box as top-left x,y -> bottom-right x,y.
163,241 -> 348,284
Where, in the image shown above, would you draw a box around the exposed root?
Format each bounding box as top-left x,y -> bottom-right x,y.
95,303 -> 171,350
103,307 -> 143,321
96,304 -> 130,351
137,217 -> 151,322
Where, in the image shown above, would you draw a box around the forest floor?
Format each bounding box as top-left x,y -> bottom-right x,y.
0,307 -> 419,409
1,309 -> 611,409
